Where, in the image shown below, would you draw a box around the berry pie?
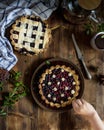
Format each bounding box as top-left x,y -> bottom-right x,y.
10,15 -> 51,55
39,65 -> 80,108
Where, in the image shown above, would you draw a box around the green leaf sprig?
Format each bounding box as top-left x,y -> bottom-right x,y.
84,21 -> 96,35
97,23 -> 104,32
45,60 -> 51,65
84,22 -> 104,35
0,70 -> 29,116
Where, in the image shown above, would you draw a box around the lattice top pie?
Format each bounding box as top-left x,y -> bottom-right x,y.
10,15 -> 51,55
39,65 -> 80,108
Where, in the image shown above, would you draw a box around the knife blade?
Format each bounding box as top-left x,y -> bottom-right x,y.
72,33 -> 92,80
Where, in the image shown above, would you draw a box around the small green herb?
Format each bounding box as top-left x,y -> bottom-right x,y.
0,70 -> 29,116
69,54 -> 73,59
84,22 -> 95,35
84,22 -> 104,35
0,109 -> 7,116
46,60 -> 51,65
10,71 -> 21,80
97,23 -> 104,32
101,35 -> 104,38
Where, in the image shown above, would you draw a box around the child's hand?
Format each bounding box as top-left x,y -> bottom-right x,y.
72,99 -> 97,118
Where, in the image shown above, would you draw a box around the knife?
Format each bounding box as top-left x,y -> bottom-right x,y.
72,33 -> 92,80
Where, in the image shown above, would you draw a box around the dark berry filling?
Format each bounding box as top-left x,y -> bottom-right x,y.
41,68 -> 76,104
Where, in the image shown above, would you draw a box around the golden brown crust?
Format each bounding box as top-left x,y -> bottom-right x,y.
10,15 -> 52,55
39,65 -> 80,108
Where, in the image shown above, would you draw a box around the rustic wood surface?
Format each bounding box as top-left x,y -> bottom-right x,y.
0,3 -> 104,130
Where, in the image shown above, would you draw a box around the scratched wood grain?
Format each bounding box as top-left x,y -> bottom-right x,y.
0,5 -> 104,130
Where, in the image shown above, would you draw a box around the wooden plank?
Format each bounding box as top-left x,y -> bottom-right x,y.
7,115 -> 37,130
0,117 -> 7,130
59,110 -> 91,130
96,51 -> 104,120
38,108 -> 59,130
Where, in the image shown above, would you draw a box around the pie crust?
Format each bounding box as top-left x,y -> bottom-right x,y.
39,65 -> 80,108
10,15 -> 51,55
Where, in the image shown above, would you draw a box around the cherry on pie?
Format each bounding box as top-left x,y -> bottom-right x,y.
10,15 -> 51,55
39,65 -> 80,108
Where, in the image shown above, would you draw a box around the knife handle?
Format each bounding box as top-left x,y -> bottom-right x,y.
80,60 -> 92,80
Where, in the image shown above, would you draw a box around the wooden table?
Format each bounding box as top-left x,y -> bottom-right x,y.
0,5 -> 104,130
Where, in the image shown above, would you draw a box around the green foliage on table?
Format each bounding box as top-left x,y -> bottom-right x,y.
84,22 -> 95,35
97,23 -> 104,32
45,60 -> 51,65
84,22 -> 104,35
0,70 -> 29,116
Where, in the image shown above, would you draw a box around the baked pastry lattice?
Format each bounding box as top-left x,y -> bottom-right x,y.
39,65 -> 80,108
10,15 -> 51,55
